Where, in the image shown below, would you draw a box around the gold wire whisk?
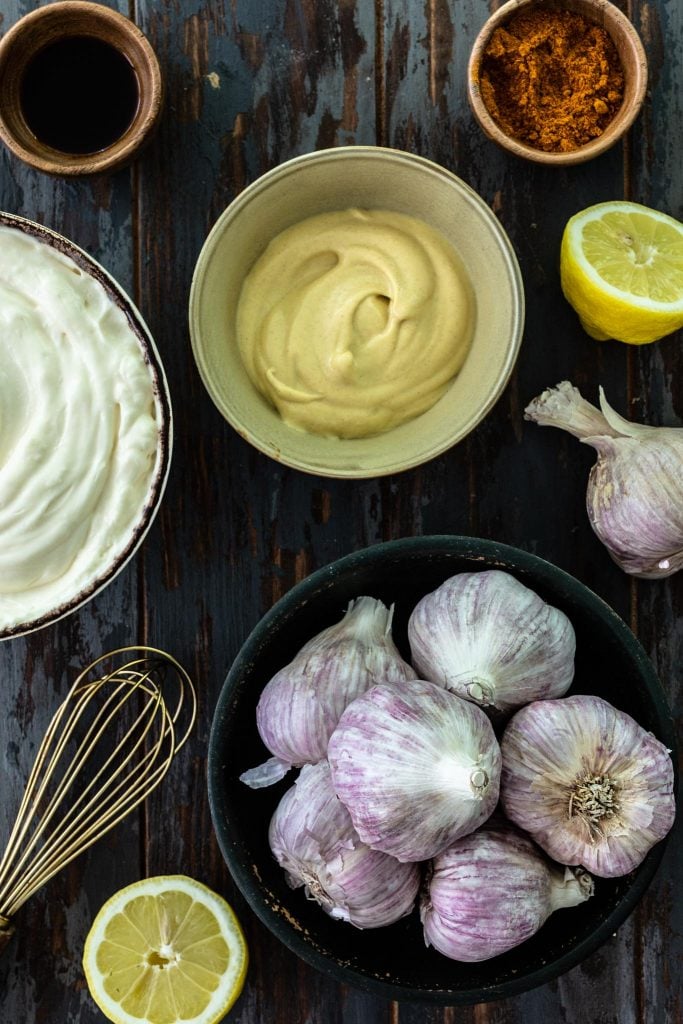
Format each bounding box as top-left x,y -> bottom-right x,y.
0,646 -> 196,953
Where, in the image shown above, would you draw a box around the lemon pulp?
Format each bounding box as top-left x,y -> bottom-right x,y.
560,201 -> 683,344
83,875 -> 248,1024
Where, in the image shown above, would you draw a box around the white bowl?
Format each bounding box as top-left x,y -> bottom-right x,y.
190,146 -> 524,479
0,212 -> 172,640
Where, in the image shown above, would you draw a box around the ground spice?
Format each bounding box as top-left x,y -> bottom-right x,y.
480,8 -> 625,153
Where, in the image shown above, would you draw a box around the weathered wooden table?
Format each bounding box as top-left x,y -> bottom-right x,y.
1,0 -> 681,1021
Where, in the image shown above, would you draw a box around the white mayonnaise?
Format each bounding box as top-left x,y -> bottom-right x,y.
236,209 -> 472,439
0,225 -> 163,632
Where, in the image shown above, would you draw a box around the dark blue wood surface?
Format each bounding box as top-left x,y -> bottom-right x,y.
0,1 -> 680,1021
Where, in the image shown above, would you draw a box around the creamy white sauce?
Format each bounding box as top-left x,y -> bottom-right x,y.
0,226 -> 162,632
237,209 -> 473,439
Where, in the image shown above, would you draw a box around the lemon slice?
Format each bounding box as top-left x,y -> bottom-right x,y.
83,875 -> 248,1024
560,201 -> 683,344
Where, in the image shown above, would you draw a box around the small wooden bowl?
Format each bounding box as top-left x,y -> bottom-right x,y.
467,0 -> 647,166
0,1 -> 163,175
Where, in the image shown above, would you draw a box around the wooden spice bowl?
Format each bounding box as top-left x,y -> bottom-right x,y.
467,0 -> 647,166
0,1 -> 163,175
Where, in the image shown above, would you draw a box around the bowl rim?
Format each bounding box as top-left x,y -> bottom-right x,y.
467,0 -> 648,166
0,0 -> 163,176
0,211 -> 173,640
207,534 -> 677,1004
189,145 -> 525,479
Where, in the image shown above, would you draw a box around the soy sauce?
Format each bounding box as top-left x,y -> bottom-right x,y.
20,36 -> 139,155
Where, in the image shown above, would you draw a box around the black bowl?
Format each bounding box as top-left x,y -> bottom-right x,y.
208,536 -> 677,1004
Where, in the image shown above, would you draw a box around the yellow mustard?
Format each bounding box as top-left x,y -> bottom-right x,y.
236,209 -> 473,439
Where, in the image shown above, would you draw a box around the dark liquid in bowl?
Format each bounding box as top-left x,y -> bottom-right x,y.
20,36 -> 139,154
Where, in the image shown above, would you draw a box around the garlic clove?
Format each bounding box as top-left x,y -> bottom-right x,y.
240,596 -> 417,788
408,571 -> 575,715
525,381 -> 683,579
420,825 -> 593,962
239,755 -> 291,789
328,680 -> 501,863
587,431 -> 683,577
268,761 -> 420,929
500,694 -> 676,878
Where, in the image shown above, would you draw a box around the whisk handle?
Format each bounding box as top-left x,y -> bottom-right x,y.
0,916 -> 14,956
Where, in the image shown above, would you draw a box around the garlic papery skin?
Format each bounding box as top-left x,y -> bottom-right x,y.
408,571 -> 575,715
327,680 -> 501,863
420,826 -> 594,962
525,380 -> 683,578
240,596 -> 417,788
500,694 -> 676,878
268,761 -> 420,928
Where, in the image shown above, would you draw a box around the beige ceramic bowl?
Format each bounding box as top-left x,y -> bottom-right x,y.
468,0 -> 647,166
190,147 -> 524,479
0,1 -> 162,175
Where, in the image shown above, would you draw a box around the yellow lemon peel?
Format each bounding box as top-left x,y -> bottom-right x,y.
83,875 -> 248,1024
560,201 -> 683,345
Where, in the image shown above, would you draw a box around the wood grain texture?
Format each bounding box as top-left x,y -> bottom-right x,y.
0,0 -> 681,1020
134,1 -> 389,1022
628,1 -> 683,1022
0,3 -> 145,1022
378,0 -> 641,1020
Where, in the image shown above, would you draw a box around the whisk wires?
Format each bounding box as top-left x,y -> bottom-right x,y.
0,647 -> 196,922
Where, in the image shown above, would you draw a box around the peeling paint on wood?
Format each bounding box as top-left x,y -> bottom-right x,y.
0,0 -> 681,1021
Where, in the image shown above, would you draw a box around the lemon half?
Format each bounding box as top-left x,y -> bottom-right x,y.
83,875 -> 248,1024
560,201 -> 683,344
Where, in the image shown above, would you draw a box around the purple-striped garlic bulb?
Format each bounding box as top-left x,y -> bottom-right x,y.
328,680 -> 501,863
240,596 -> 416,788
525,380 -> 683,579
269,761 -> 420,928
421,825 -> 594,962
408,570 -> 575,715
501,694 -> 676,877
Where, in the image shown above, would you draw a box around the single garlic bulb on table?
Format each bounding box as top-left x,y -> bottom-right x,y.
408,570 -> 575,715
328,680 -> 501,863
240,596 -> 416,788
421,825 -> 594,962
525,380 -> 683,578
500,694 -> 675,877
269,761 -> 420,928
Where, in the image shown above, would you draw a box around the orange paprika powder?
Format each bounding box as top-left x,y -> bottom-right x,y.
480,8 -> 625,153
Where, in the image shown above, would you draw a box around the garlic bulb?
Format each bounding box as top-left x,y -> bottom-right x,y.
525,380 -> 683,578
408,571 -> 575,715
240,596 -> 416,788
328,680 -> 501,862
501,694 -> 675,877
269,761 -> 420,928
421,825 -> 594,962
